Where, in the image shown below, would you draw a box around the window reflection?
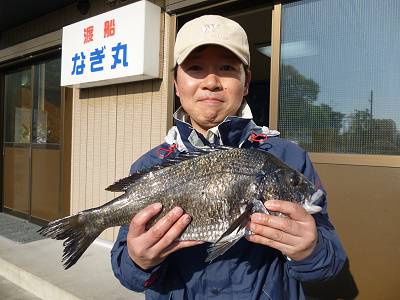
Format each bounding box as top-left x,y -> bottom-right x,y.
4,68 -> 32,143
33,58 -> 61,144
279,0 -> 400,155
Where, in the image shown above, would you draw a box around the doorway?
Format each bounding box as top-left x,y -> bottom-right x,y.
2,56 -> 69,223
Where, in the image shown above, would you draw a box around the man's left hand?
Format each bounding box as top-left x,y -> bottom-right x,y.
246,200 -> 318,261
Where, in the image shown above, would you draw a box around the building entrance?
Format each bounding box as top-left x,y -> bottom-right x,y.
2,57 -> 68,223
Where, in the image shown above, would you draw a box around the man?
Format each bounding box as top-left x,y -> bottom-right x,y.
111,15 -> 346,299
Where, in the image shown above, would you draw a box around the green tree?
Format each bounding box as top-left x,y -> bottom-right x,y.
279,64 -> 344,152
278,64 -> 400,154
344,109 -> 400,154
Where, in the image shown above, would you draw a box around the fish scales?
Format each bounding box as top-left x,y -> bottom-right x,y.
110,150 -> 265,236
107,149 -> 262,224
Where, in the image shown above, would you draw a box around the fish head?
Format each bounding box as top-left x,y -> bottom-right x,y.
258,162 -> 323,214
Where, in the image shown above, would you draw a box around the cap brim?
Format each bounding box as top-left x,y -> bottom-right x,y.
176,41 -> 249,66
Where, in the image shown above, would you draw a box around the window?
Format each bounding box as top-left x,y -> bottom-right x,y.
4,58 -> 61,145
278,0 -> 400,155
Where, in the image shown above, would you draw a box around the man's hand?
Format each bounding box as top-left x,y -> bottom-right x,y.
246,200 -> 318,261
127,203 -> 202,270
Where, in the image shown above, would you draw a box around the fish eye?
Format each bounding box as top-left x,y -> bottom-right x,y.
289,174 -> 300,186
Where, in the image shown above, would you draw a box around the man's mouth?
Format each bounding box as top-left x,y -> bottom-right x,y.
197,96 -> 224,104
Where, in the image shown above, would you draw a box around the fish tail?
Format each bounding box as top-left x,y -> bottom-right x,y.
38,210 -> 102,269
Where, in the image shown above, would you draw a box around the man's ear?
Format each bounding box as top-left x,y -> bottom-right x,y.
174,79 -> 180,97
243,69 -> 252,96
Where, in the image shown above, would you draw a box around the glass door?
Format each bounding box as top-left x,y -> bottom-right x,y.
3,57 -> 63,221
3,67 -> 32,215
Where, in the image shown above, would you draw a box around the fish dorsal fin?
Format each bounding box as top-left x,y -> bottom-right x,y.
105,146 -> 232,192
105,172 -> 152,192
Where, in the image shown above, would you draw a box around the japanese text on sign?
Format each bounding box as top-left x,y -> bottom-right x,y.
72,19 -> 128,75
71,42 -> 128,75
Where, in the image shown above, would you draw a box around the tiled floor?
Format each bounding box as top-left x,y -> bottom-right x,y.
0,213 -> 45,244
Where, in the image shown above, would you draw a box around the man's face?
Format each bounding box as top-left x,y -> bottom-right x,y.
175,45 -> 251,135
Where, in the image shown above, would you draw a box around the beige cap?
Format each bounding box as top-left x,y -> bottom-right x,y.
174,15 -> 250,66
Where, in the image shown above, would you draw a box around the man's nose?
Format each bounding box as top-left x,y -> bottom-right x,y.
200,73 -> 223,92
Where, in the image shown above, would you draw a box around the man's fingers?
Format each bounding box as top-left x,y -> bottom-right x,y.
162,240 -> 205,257
144,207 -> 185,246
265,200 -> 310,222
129,203 -> 163,237
249,219 -> 299,246
152,213 -> 193,253
251,213 -> 300,236
246,233 -> 295,256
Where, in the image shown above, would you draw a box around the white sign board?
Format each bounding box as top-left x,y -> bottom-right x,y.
61,0 -> 161,88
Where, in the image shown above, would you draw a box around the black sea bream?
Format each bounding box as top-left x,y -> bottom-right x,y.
39,147 -> 323,269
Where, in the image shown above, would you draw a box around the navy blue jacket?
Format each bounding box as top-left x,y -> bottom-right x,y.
111,115 -> 347,300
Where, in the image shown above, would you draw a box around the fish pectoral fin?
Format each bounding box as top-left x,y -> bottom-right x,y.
205,209 -> 251,262
204,199 -> 270,262
216,208 -> 251,244
205,235 -> 243,263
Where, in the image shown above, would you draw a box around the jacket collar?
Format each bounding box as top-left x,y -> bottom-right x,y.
167,101 -> 278,150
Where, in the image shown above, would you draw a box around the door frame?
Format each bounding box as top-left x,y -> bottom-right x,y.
0,70 -> 4,213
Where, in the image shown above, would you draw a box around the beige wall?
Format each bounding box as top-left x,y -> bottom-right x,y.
69,12 -> 174,241
314,162 -> 400,299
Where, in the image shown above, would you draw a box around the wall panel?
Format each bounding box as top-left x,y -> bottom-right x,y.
314,163 -> 400,299
78,89 -> 88,213
92,87 -> 102,211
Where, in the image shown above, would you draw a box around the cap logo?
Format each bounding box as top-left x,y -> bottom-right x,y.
202,23 -> 219,33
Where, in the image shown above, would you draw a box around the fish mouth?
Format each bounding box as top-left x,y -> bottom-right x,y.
302,189 -> 324,214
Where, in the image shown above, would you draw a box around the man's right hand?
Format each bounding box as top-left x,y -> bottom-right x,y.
127,203 -> 202,270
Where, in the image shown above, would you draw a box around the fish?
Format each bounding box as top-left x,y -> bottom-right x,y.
38,146 -> 323,269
